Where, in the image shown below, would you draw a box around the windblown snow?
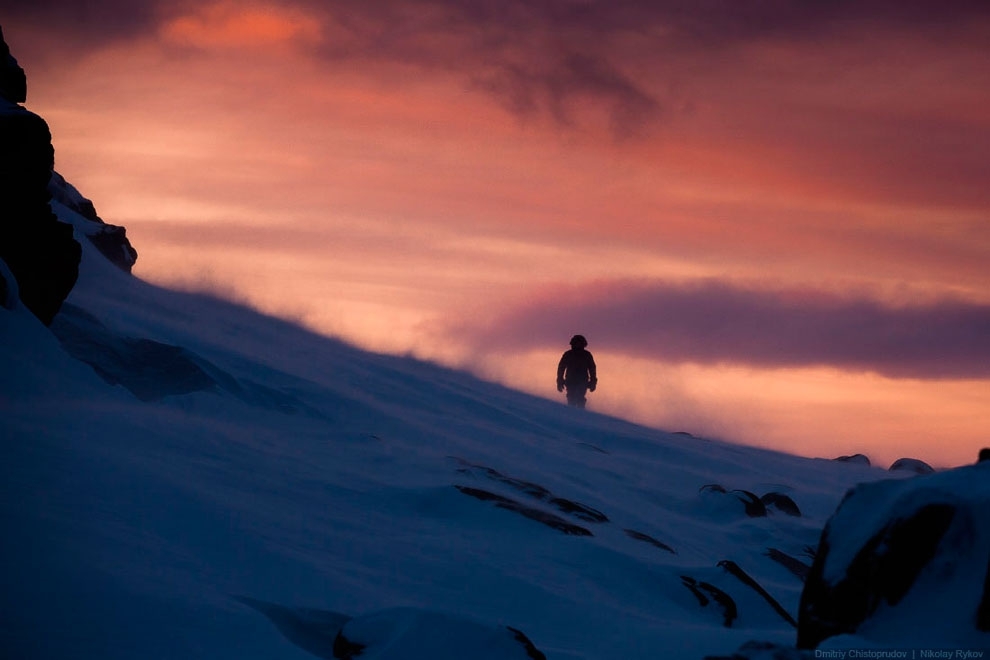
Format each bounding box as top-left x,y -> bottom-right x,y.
1,194 -> 969,659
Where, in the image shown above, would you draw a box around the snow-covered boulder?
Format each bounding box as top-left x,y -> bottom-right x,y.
797,462 -> 990,648
49,171 -> 138,273
833,454 -> 871,467
888,457 -> 935,475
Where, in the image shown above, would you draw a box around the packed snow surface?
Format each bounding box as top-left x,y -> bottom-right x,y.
2,200 -> 903,659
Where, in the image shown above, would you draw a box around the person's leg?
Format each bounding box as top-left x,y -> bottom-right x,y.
566,387 -> 587,408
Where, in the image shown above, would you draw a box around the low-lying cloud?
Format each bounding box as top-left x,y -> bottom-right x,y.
462,280 -> 990,379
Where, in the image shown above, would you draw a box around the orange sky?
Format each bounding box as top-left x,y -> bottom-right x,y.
4,1 -> 989,467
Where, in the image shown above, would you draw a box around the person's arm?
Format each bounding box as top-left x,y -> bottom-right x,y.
557,354 -> 568,391
588,353 -> 597,391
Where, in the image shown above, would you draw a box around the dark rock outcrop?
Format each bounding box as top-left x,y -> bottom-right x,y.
764,548 -> 810,581
700,484 -> 768,518
760,492 -> 801,517
49,171 -> 138,272
797,464 -> 990,648
332,630 -> 365,659
0,27 -> 26,104
681,575 -> 738,627
454,485 -> 593,536
833,453 -> 871,466
888,457 -> 935,474
718,560 -> 797,628
0,27 -> 80,325
235,596 -> 348,660
51,303 -> 324,414
506,626 -> 547,660
624,528 -> 676,554
454,458 -> 609,523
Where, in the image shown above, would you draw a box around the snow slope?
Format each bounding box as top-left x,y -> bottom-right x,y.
2,197 -> 892,659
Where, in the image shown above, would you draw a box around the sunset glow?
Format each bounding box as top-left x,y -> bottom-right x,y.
5,1 -> 989,467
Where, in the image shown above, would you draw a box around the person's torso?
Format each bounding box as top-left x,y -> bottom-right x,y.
563,349 -> 594,382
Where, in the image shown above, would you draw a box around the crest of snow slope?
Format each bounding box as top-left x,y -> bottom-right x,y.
2,200 -> 892,659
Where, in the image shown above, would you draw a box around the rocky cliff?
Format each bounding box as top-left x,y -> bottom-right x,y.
0,26 -> 81,324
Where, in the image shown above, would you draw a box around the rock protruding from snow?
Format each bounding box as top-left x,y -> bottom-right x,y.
700,484 -> 803,519
760,492 -> 801,517
833,453 -> 871,466
0,28 -> 80,325
0,27 -> 26,104
49,171 -> 138,272
797,462 -> 990,648
454,485 -> 594,536
681,576 -> 738,628
624,528 -> 676,554
888,457 -> 935,474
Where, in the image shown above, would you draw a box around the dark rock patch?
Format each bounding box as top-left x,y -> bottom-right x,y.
797,502 -> 956,648
547,496 -> 608,523
235,596 -> 350,660
700,485 -> 768,518
834,454 -> 871,466
764,548 -> 810,581
51,303 -> 323,414
718,560 -> 797,628
332,631 -> 365,659
51,305 -> 216,401
49,172 -> 138,273
0,30 -> 80,325
681,576 -> 737,627
453,458 -> 608,523
682,577 -> 710,607
730,490 -> 767,517
454,485 -> 593,536
506,626 -> 547,660
1,28 -> 27,103
888,457 -> 935,474
575,441 -> 609,454
624,528 -> 676,555
761,492 -> 801,517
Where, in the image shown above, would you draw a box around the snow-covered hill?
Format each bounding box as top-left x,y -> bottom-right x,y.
1,185 -> 903,660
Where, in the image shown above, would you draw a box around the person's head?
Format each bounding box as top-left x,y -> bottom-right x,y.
979,448 -> 990,463
570,334 -> 588,349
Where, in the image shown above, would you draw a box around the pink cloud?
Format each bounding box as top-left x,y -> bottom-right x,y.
161,2 -> 323,51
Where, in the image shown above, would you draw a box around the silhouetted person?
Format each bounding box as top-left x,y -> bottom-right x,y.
557,334 -> 597,408
979,448 -> 990,463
